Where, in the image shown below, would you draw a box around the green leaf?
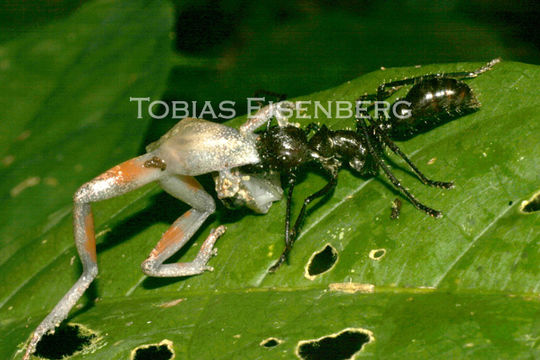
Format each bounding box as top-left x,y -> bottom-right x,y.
0,0 -> 173,265
2,58 -> 539,359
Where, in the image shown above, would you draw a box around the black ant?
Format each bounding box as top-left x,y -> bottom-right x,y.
251,59 -> 500,271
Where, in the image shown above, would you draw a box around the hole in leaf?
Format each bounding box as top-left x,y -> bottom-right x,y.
34,324 -> 96,359
132,340 -> 174,360
260,337 -> 282,348
520,192 -> 540,213
305,244 -> 338,279
296,328 -> 374,360
369,248 -> 386,261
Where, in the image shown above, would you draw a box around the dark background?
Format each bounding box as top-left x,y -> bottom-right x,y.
1,0 -> 539,140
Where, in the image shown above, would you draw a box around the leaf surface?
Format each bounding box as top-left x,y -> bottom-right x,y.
1,55 -> 539,358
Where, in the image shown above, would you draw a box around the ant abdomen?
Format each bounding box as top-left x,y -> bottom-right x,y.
390,77 -> 480,140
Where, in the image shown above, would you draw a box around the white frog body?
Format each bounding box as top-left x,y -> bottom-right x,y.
147,117 -> 283,214
148,118 -> 260,176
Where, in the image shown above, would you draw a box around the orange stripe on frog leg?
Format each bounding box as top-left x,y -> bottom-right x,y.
84,211 -> 97,263
76,155 -> 165,204
97,157 -> 156,185
150,209 -> 194,257
180,175 -> 203,192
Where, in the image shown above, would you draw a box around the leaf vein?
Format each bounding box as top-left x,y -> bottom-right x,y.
433,204 -> 514,287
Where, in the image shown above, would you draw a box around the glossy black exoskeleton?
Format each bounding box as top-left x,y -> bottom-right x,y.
256,124 -> 378,177
389,77 -> 480,139
252,59 -> 500,271
255,119 -> 450,271
365,58 -> 500,140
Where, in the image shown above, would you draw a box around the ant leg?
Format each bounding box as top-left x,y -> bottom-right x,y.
356,89 -> 457,190
374,58 -> 501,101
269,176 -> 338,272
357,88 -> 401,111
141,175 -> 224,277
369,87 -> 402,102
291,176 -> 338,240
268,179 -> 296,272
371,125 -> 454,189
438,58 -> 501,79
356,116 -> 443,218
375,74 -> 440,101
357,89 -> 403,124
23,153 -> 166,360
253,89 -> 287,102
